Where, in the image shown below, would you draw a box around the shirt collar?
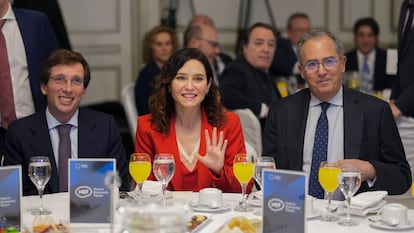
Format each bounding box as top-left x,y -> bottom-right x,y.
309,86 -> 343,108
1,3 -> 16,21
46,108 -> 79,129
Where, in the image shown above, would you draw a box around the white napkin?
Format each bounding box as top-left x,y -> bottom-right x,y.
350,191 -> 388,210
128,180 -> 172,200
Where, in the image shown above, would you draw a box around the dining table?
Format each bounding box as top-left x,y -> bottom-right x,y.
21,188 -> 414,233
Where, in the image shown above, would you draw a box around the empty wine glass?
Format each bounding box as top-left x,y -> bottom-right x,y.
318,161 -> 341,221
28,156 -> 52,215
129,153 -> 151,204
337,164 -> 361,226
254,156 -> 276,190
153,153 -> 175,208
233,153 -> 255,212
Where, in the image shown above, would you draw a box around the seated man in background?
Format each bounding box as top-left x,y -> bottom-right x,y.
5,49 -> 130,195
270,12 -> 311,91
188,14 -> 233,80
219,22 -> 281,131
183,23 -> 222,84
345,17 -> 394,92
263,30 -> 411,197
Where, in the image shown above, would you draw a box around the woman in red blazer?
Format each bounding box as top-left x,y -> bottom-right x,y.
135,48 -> 251,193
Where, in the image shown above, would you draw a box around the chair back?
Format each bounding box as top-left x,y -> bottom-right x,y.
121,83 -> 138,140
233,108 -> 262,155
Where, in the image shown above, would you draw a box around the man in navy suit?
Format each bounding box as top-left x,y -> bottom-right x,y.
345,17 -> 394,92
0,0 -> 59,156
5,49 -> 130,195
390,0 -> 414,179
263,30 -> 411,196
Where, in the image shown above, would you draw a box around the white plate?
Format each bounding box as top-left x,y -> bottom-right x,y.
370,220 -> 414,231
191,202 -> 232,213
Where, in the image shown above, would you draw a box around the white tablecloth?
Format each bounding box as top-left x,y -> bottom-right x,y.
22,192 -> 414,233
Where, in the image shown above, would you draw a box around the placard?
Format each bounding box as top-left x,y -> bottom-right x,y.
69,159 -> 115,224
262,169 -> 307,233
0,166 -> 22,232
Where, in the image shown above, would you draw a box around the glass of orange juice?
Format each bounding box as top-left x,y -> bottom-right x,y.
233,153 -> 255,212
318,161 -> 342,221
129,153 -> 152,203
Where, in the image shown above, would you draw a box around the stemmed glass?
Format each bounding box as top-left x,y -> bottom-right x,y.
233,153 -> 255,212
153,153 -> 175,208
318,161 -> 341,221
129,153 -> 151,204
28,156 -> 52,215
254,156 -> 276,190
337,164 -> 361,226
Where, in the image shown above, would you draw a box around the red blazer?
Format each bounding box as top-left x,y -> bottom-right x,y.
135,110 -> 249,193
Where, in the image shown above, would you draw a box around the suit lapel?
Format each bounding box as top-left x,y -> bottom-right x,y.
343,88 -> 363,159
287,90 -> 310,170
29,112 -> 60,193
78,109 -> 98,157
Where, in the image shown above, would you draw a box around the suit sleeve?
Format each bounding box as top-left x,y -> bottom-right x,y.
106,115 -> 130,191
367,103 -> 412,194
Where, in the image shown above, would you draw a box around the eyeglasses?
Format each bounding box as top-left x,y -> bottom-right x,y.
197,36 -> 219,48
303,57 -> 341,72
50,75 -> 84,86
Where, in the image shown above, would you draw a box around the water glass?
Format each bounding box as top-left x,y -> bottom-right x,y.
28,156 -> 52,215
153,153 -> 175,208
337,164 -> 361,226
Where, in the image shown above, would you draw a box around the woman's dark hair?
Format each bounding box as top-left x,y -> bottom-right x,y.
148,48 -> 226,133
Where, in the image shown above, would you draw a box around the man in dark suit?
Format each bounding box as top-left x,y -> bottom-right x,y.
390,0 -> 414,179
345,17 -> 394,92
263,30 -> 411,196
270,12 -> 311,90
219,22 -> 281,131
5,49 -> 130,195
0,0 -> 59,156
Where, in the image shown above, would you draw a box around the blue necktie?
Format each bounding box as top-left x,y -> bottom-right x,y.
309,102 -> 330,199
362,55 -> 370,77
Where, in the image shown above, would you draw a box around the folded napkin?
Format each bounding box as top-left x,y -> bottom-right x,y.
350,191 -> 388,210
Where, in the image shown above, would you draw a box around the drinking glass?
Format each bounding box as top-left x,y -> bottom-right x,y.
129,153 -> 151,204
254,156 -> 276,190
153,153 -> 175,208
28,156 -> 52,215
318,161 -> 341,221
337,164 -> 361,226
233,153 -> 255,212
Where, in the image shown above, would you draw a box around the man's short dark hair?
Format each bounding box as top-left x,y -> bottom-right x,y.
353,17 -> 380,36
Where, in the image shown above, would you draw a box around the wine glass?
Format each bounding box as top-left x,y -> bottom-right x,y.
153,153 -> 175,208
129,153 -> 151,204
318,161 -> 341,221
28,156 -> 52,215
254,156 -> 276,190
233,153 -> 255,212
337,164 -> 361,226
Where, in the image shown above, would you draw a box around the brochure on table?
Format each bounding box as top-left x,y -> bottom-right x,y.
69,158 -> 115,225
262,169 -> 307,233
0,165 -> 22,232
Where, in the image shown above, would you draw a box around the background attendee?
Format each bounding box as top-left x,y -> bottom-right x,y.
135,48 -> 249,193
0,0 -> 59,156
134,25 -> 178,115
188,14 -> 233,79
270,12 -> 311,90
183,23 -> 222,84
219,22 -> 281,131
390,0 -> 414,178
345,17 -> 394,92
5,49 -> 130,195
263,30 -> 411,197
